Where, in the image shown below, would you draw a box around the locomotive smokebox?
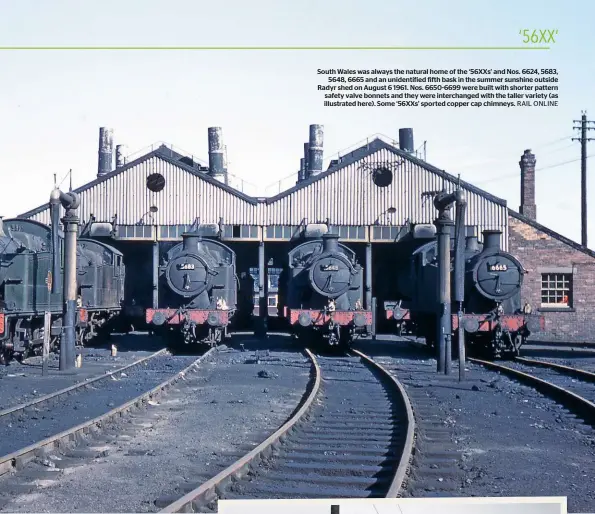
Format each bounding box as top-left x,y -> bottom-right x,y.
482,230 -> 502,251
322,233 -> 340,253
208,127 -> 226,183
308,125 -> 324,177
398,128 -> 414,153
465,235 -> 479,251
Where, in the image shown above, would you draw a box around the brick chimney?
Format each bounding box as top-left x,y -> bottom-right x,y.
519,149 -> 536,219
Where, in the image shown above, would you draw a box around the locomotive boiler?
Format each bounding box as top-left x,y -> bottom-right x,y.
0,217 -> 125,362
389,229 -> 544,358
145,229 -> 237,346
281,233 -> 372,347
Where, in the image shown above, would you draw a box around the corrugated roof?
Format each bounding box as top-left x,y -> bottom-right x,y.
18,146 -> 258,219
18,136 -> 507,219
265,138 -> 507,207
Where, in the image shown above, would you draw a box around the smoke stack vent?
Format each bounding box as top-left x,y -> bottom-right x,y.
308,125 -> 324,177
482,230 -> 502,251
303,142 -> 310,178
398,128 -> 414,153
465,235 -> 479,252
519,149 -> 537,219
322,232 -> 339,253
115,145 -> 126,168
208,127 -> 226,183
97,127 -> 114,177
298,157 -> 306,183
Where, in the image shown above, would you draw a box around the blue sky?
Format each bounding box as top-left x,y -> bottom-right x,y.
0,0 -> 593,243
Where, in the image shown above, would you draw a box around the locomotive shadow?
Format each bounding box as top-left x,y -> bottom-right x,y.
223,331 -> 304,353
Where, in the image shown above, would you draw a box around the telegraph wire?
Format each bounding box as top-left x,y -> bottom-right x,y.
474,154 -> 593,186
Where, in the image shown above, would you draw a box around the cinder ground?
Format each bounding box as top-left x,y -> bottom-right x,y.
0,334 -> 311,513
358,337 -> 595,513
0,333 -> 165,411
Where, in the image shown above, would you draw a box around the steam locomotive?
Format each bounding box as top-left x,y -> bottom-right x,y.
0,217 -> 125,363
280,233 -> 372,348
385,228 -> 544,359
145,228 -> 237,346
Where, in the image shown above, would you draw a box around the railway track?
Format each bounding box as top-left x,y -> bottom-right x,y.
0,347 -> 218,478
469,356 -> 595,425
160,348 -> 415,513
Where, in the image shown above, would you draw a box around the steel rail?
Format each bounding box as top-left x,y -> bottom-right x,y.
159,348 -> 321,513
0,348 -> 169,419
160,348 -> 415,512
469,357 -> 595,424
351,349 -> 415,497
0,347 -> 218,477
514,356 -> 595,383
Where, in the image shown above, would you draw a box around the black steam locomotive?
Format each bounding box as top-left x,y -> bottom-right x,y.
280,233 -> 372,348
145,228 -> 237,346
386,228 -> 544,359
0,217 -> 125,363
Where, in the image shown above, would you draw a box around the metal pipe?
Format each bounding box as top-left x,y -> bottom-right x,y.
49,191 -> 63,294
308,124 -> 324,176
59,190 -> 80,371
435,217 -> 453,374
454,197 -> 468,382
257,242 -> 266,336
365,243 -> 372,310
152,242 -> 159,309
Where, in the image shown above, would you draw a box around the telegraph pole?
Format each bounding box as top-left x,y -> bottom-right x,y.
572,112 -> 595,247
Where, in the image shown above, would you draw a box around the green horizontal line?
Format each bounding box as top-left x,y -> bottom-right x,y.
0,46 -> 550,51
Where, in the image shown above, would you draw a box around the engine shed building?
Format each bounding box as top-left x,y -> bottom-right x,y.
17,126 -> 595,343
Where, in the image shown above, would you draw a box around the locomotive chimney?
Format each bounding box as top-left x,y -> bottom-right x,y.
115,144 -> 126,169
182,233 -> 201,252
308,125 -> 324,177
399,128 -> 414,154
97,127 -> 114,177
0,216 -> 4,237
465,235 -> 479,251
322,233 -> 340,253
519,149 -> 537,220
482,230 -> 502,251
208,127 -> 226,183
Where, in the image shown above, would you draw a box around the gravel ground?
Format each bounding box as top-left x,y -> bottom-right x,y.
0,334 -> 310,513
0,333 -> 166,411
355,337 -> 595,513
0,351 -> 197,457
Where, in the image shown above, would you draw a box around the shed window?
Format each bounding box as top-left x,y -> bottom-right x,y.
541,273 -> 572,308
268,295 -> 277,307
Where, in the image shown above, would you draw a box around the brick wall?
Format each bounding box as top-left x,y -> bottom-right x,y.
508,214 -> 595,343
